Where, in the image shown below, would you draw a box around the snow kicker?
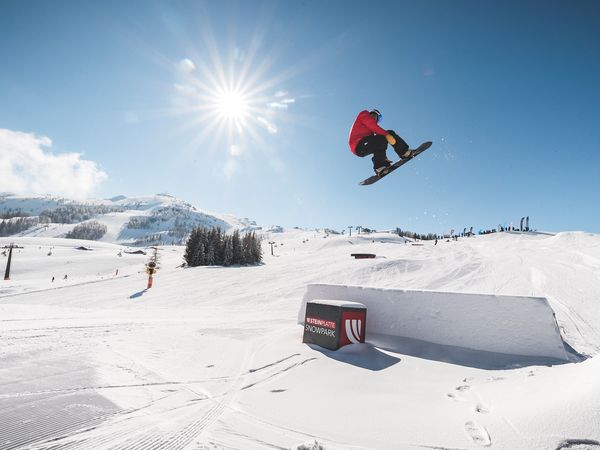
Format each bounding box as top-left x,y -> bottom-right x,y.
298,283 -> 569,361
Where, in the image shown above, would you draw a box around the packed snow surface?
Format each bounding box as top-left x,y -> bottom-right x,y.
1,229 -> 600,449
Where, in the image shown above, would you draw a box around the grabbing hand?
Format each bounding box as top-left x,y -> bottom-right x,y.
386,134 -> 396,146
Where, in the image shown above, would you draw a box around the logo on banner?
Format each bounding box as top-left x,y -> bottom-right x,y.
344,318 -> 363,343
340,309 -> 366,345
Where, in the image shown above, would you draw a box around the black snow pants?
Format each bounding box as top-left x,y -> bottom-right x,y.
355,130 -> 409,169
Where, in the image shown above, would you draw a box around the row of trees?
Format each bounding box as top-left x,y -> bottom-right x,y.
40,205 -> 124,224
65,221 -> 107,240
0,217 -> 39,237
132,233 -> 169,246
0,205 -> 124,237
125,207 -> 232,246
395,228 -> 438,241
184,227 -> 262,267
0,209 -> 30,219
126,216 -> 157,229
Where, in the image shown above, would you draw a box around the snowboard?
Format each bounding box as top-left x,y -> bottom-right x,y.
359,141 -> 432,186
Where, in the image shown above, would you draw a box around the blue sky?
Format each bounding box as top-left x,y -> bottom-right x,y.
1,0 -> 599,234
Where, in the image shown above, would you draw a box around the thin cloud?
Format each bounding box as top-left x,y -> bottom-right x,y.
268,95 -> 295,110
268,102 -> 288,110
174,83 -> 199,97
257,117 -> 278,134
0,128 -> 107,198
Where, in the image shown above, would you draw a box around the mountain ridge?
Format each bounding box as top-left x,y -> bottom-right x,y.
0,193 -> 260,246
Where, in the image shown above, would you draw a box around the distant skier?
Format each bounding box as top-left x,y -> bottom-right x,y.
348,109 -> 413,175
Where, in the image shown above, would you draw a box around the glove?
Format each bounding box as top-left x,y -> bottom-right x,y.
386,134 -> 396,146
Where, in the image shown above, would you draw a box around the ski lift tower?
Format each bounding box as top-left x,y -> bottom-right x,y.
3,243 -> 22,281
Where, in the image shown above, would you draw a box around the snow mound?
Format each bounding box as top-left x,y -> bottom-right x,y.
299,283 -> 569,361
550,231 -> 600,245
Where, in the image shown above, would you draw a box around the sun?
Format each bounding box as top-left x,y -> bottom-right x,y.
171,38 -> 298,165
178,69 -> 269,139
215,88 -> 250,121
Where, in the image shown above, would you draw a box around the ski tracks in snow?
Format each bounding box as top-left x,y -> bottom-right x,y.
34,338 -> 313,449
0,311 -> 318,450
242,354 -> 316,391
20,349 -> 252,450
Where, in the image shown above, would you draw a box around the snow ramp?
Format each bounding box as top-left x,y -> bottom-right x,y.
299,284 -> 569,361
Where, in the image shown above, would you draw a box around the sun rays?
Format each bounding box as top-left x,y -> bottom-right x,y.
172,37 -> 297,180
113,7 -> 319,181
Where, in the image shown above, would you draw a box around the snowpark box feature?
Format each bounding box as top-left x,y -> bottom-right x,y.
299,283 -> 569,362
302,300 -> 367,350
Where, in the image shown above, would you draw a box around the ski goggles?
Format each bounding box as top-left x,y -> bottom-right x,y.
370,109 -> 382,123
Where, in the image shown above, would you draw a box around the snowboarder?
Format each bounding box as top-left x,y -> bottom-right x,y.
348,109 -> 413,175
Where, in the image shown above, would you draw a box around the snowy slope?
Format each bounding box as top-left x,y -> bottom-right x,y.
1,230 -> 600,449
0,193 -> 260,246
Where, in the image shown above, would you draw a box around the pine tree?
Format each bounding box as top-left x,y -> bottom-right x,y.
194,241 -> 205,266
241,232 -> 252,264
205,228 -> 217,265
250,232 -> 262,264
199,228 -> 209,265
232,229 -> 242,265
215,228 -> 224,264
184,226 -> 262,267
223,235 -> 233,266
184,228 -> 200,266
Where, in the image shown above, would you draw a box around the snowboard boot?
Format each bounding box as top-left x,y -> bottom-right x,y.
375,165 -> 389,177
400,149 -> 414,160
388,130 -> 411,160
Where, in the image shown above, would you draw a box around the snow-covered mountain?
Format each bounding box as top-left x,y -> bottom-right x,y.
0,193 -> 260,246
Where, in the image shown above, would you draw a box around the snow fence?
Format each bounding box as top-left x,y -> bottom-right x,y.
298,284 -> 568,361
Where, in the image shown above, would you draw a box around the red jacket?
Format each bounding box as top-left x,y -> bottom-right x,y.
348,110 -> 389,154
